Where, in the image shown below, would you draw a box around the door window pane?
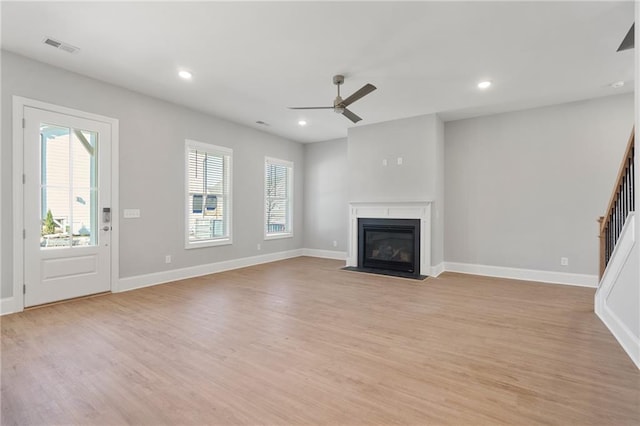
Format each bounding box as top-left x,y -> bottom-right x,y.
40,123 -> 98,249
72,187 -> 97,246
40,186 -> 71,247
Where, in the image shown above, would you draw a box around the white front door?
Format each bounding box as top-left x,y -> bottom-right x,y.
23,106 -> 112,307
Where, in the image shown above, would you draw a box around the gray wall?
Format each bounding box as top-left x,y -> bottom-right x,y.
2,51 -> 634,300
445,94 -> 634,275
434,117 -> 445,267
607,1 -> 640,351
1,50 -> 304,298
347,114 -> 445,266
347,114 -> 436,203
303,138 -> 348,252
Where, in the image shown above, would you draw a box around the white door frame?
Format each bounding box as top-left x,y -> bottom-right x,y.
12,96 -> 120,312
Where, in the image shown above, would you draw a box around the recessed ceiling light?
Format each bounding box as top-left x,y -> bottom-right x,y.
611,81 -> 625,89
477,81 -> 492,89
178,70 -> 192,80
298,120 -> 307,126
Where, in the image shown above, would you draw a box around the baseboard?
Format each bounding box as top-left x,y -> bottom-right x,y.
430,262 -> 445,277
444,262 -> 598,287
301,248 -> 347,260
117,249 -> 304,293
1,297 -> 15,316
596,303 -> 640,370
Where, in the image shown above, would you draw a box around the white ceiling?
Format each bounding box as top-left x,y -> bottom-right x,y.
1,1 -> 634,143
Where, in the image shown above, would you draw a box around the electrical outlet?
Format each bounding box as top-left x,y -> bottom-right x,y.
257,243 -> 261,251
397,157 -> 403,165
332,240 -> 338,247
382,159 -> 388,166
165,255 -> 172,264
560,257 -> 569,266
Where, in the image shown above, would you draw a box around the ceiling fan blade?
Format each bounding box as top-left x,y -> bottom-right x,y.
342,108 -> 362,123
288,106 -> 334,110
617,23 -> 634,51
341,83 -> 377,107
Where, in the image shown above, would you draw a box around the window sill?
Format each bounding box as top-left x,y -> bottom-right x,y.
185,238 -> 232,250
264,233 -> 293,241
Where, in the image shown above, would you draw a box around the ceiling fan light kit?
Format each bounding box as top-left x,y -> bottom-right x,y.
289,74 -> 376,123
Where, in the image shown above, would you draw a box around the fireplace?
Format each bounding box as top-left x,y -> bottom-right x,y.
347,201 -> 431,278
358,218 -> 420,276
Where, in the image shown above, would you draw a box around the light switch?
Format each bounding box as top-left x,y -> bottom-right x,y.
397,157 -> 403,165
382,159 -> 388,166
123,209 -> 140,219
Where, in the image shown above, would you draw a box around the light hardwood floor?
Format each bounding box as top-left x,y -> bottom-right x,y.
2,257 -> 639,425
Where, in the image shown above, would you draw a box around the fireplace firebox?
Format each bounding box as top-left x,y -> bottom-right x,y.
358,218 -> 421,277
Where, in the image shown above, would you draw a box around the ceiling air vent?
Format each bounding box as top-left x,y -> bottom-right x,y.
43,38 -> 61,48
42,37 -> 80,54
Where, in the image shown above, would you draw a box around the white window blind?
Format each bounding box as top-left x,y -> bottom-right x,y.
265,157 -> 293,238
185,140 -> 232,248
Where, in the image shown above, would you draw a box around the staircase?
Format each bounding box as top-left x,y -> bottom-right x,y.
598,128 -> 635,277
595,128 -> 639,369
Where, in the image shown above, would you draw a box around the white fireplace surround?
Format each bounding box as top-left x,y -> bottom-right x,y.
347,201 -> 432,276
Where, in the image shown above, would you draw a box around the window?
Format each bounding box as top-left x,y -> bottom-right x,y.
185,140 -> 232,248
265,157 -> 293,239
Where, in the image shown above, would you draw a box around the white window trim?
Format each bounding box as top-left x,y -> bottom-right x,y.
264,156 -> 293,240
184,139 -> 233,249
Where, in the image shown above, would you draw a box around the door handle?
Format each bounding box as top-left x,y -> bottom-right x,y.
102,226 -> 111,231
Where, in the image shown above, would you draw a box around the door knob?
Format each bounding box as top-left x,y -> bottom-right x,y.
102,226 -> 111,231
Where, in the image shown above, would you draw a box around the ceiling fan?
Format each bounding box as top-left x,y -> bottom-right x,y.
289,75 -> 376,123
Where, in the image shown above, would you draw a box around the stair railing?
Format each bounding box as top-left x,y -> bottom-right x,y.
598,127 -> 635,279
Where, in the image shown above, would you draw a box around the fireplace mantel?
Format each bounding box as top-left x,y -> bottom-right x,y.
347,201 -> 432,276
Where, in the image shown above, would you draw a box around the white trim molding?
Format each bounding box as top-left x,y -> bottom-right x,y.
598,303 -> 640,370
444,262 -> 598,287
1,298 -> 16,316
347,201 -> 432,276
12,96 -> 120,312
118,249 -> 303,293
264,156 -> 294,240
430,262 -> 445,277
596,213 -> 636,302
302,249 -> 347,260
595,213 -> 639,369
184,140 -> 233,250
